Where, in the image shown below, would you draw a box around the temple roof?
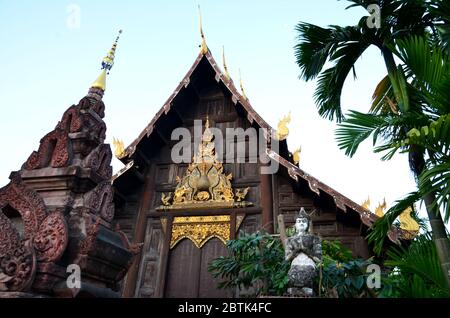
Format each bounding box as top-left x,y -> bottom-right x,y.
113,46 -> 405,243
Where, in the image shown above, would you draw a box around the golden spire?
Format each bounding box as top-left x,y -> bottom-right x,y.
374,198 -> 386,217
91,29 -> 123,91
276,112 -> 291,140
239,68 -> 248,100
198,5 -> 208,55
222,46 -> 231,80
293,147 -> 301,165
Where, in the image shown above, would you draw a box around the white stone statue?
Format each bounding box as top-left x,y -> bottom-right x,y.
285,208 -> 322,296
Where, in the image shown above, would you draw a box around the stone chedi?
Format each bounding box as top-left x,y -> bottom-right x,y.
0,30 -> 140,297
285,208 -> 322,297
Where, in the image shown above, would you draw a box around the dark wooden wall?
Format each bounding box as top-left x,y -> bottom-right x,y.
113,58 -> 370,298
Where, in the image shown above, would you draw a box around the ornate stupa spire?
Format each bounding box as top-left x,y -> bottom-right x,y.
90,29 -> 122,96
198,5 -> 208,55
222,46 -> 231,80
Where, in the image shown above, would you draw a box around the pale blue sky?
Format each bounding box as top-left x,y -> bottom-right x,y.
0,1 -> 421,217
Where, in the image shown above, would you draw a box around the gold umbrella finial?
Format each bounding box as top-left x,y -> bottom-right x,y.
91,29 -> 123,91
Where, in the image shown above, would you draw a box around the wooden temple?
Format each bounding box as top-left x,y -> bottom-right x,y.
0,26 -> 411,298
110,34 -> 407,297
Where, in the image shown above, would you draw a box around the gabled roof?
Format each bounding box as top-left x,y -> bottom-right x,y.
114,47 -> 404,244
120,49 -> 273,160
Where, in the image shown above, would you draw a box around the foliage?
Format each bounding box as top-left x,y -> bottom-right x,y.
383,234 -> 450,297
319,240 -> 379,298
208,231 -> 290,296
295,1 -> 450,289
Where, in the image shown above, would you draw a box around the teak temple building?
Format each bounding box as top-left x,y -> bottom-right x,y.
0,29 -> 409,298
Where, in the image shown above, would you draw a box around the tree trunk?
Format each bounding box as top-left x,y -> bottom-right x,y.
410,149 -> 450,291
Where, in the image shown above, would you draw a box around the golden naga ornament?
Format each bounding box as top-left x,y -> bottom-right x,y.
158,118 -> 252,211
399,206 -> 419,240
361,196 -> 371,210
374,198 -> 387,217
276,112 -> 291,140
112,137 -> 125,159
170,215 -> 230,249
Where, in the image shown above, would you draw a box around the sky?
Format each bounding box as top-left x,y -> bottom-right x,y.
0,1 -> 422,218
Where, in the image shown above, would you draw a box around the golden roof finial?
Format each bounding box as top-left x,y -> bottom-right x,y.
91,29 -> 123,91
374,198 -> 386,217
276,112 -> 291,140
239,68 -> 248,100
198,5 -> 208,55
293,146 -> 301,165
222,46 -> 231,80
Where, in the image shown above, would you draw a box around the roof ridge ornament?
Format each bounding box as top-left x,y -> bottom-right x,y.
198,5 -> 208,55
222,46 -> 231,80
91,29 -> 123,92
239,68 -> 248,101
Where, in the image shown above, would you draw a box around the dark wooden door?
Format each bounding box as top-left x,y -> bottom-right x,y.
164,238 -> 231,298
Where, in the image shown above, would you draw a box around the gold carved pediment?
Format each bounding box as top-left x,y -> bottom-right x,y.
157,118 -> 252,211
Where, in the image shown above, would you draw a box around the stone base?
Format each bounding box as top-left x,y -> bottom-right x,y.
288,287 -> 314,297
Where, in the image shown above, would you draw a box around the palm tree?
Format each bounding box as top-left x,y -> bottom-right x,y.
294,0 -> 450,290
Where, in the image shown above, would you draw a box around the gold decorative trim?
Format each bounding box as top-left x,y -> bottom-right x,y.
170,215 -> 230,249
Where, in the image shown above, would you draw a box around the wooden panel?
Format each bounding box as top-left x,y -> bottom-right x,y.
164,239 -> 201,298
198,238 -> 232,298
135,218 -> 164,298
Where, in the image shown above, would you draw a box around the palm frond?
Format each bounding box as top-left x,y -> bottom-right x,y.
367,191 -> 422,255
294,23 -> 336,81
419,161 -> 450,222
336,111 -> 387,156
385,234 -> 450,297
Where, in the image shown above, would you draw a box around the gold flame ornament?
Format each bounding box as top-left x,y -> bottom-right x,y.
198,5 -> 208,55
112,137 -> 125,159
399,206 -> 419,239
374,198 -> 387,217
361,196 -> 371,210
276,112 -> 291,140
293,147 -> 301,165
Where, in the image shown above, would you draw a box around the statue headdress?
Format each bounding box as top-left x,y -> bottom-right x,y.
296,207 -> 315,233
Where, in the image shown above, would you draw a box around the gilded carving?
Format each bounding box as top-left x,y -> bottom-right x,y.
170,215 -> 230,249
158,119 -> 252,210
